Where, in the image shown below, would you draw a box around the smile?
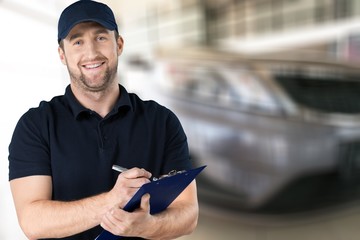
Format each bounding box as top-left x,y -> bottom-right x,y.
82,62 -> 105,69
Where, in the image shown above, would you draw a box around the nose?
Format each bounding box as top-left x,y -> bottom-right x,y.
84,40 -> 99,59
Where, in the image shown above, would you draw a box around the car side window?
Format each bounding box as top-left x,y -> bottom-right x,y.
172,63 -> 279,113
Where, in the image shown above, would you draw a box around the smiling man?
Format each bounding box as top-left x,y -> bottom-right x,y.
62,22 -> 120,91
59,20 -> 123,117
8,1 -> 198,240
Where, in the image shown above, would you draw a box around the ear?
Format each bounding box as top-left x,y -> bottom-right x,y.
116,36 -> 124,56
58,46 -> 67,65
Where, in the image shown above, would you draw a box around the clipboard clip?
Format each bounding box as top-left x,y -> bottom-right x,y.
152,169 -> 187,181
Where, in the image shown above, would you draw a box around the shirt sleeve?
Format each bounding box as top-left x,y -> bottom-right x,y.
8,108 -> 51,181
162,109 -> 192,173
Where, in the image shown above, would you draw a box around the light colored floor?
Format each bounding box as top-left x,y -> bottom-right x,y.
179,201 -> 360,240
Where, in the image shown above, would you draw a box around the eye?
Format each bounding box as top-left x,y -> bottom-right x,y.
73,40 -> 82,46
97,36 -> 107,41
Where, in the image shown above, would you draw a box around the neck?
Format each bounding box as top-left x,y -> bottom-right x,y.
71,82 -> 120,118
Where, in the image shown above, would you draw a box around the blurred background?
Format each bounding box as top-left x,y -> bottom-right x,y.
2,0 -> 360,239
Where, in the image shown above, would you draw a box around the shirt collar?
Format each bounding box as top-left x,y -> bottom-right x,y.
64,84 -> 134,120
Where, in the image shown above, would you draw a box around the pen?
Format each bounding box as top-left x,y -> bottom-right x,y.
112,164 -> 186,181
112,164 -> 158,181
112,164 -> 128,173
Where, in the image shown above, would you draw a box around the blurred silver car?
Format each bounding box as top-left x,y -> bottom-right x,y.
150,47 -> 360,212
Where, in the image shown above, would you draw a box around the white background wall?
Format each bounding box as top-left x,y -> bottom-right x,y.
0,3 -> 68,239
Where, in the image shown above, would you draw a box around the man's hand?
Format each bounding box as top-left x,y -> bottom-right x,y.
100,181 -> 199,240
100,194 -> 155,238
108,168 -> 152,208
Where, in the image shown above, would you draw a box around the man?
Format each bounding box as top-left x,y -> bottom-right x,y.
8,1 -> 198,239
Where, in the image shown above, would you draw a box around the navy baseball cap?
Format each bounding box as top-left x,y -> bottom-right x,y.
57,0 -> 118,43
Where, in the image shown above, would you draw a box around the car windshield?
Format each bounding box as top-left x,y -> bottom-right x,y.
275,72 -> 360,114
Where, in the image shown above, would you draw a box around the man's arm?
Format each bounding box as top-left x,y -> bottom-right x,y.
100,180 -> 199,240
10,175 -> 108,239
146,181 -> 199,239
10,168 -> 151,239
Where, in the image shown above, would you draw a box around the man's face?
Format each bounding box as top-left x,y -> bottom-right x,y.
58,22 -> 123,92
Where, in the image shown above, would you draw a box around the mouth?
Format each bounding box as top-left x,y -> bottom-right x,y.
82,62 -> 105,70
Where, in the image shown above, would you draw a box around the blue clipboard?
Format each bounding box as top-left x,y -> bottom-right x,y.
95,165 -> 206,240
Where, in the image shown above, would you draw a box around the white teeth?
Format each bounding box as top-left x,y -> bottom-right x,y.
84,63 -> 102,69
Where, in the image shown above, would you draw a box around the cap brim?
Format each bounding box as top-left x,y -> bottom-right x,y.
58,18 -> 117,43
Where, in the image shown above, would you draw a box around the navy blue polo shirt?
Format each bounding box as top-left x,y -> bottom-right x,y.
8,84 -> 191,240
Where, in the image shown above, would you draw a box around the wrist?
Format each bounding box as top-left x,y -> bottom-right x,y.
143,214 -> 162,240
104,190 -> 117,209
92,191 -> 116,223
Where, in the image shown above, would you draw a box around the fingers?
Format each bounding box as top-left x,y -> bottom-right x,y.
140,194 -> 151,213
110,167 -> 152,207
101,207 -> 128,236
101,194 -> 152,237
121,167 -> 152,180
117,168 -> 151,189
